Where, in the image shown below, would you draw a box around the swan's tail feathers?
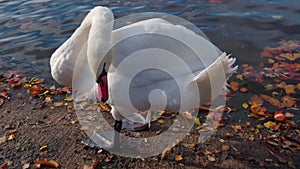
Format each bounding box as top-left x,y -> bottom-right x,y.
219,52 -> 238,80
219,52 -> 238,95
190,52 -> 237,102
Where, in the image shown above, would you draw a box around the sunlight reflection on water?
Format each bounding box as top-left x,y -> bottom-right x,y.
0,0 -> 299,77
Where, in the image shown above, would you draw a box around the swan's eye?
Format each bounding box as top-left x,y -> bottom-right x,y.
96,63 -> 107,84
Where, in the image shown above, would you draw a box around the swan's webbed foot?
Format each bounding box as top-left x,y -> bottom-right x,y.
122,111 -> 152,132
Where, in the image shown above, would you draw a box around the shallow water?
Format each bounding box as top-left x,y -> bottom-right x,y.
0,0 -> 300,78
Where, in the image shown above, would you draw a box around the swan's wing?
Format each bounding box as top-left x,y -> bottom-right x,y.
109,18 -> 221,87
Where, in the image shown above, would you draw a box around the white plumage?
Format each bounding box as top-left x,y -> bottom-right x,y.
50,6 -> 237,147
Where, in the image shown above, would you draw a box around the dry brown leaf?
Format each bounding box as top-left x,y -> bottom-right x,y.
39,145 -> 48,151
161,147 -> 171,160
274,111 -> 286,121
261,94 -> 282,108
175,155 -> 183,161
99,103 -> 111,112
22,163 -> 30,169
222,145 -> 230,151
229,81 -> 239,91
8,134 -> 15,141
240,87 -> 248,92
53,102 -> 64,107
285,85 -> 296,95
285,112 -> 295,118
83,165 -> 92,169
0,136 -> 6,145
248,95 -> 264,105
64,96 -> 74,102
282,95 -> 296,108
264,121 -> 276,129
236,74 -> 243,80
276,81 -> 286,88
279,53 -> 300,61
35,158 -> 60,168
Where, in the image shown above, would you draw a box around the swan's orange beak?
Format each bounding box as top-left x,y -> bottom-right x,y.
98,75 -> 108,102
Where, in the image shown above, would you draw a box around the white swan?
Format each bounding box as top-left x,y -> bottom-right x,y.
50,6 -> 237,148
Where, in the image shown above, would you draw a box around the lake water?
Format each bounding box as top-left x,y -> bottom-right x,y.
1,0 -> 300,79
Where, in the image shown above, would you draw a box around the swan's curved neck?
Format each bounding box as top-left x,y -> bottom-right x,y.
83,7 -> 114,78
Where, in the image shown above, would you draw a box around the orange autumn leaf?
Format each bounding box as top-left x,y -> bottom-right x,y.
264,121 -> 276,129
282,95 -> 296,108
229,81 -> 239,91
285,85 -> 296,95
248,95 -> 264,105
236,74 -> 243,80
240,87 -> 248,92
35,158 -> 60,168
279,53 -> 300,61
297,83 -> 300,89
261,94 -> 282,108
276,81 -> 286,88
222,145 -> 230,151
274,111 -> 286,122
175,155 -> 183,161
250,103 -> 267,117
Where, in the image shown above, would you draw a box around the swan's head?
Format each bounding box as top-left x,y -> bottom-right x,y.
97,62 -> 109,102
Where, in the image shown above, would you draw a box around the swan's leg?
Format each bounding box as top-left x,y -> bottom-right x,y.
122,111 -> 152,131
112,120 -> 122,148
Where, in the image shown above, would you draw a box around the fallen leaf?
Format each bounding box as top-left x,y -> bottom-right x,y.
265,84 -> 274,90
282,95 -> 296,108
39,145 -> 48,151
194,118 -> 201,125
22,163 -> 30,169
35,158 -> 59,168
8,134 -> 15,141
49,85 -> 56,90
99,102 -> 110,112
207,155 -> 216,162
250,103 -> 266,117
274,111 -> 286,121
261,94 -> 282,108
222,145 -> 230,151
279,53 -> 300,61
229,81 -> 239,91
240,87 -> 248,92
64,96 -> 74,102
161,147 -> 171,160
284,85 -> 296,95
236,74 -> 243,80
248,95 -> 264,105
83,165 -> 92,169
256,77 -> 264,83
53,102 -> 64,107
242,103 -> 249,109
285,112 -> 294,118
231,125 -> 243,132
175,155 -> 183,161
7,129 -> 17,135
45,96 -> 52,103
264,121 -> 276,129
0,136 -> 6,144
1,161 -> 12,169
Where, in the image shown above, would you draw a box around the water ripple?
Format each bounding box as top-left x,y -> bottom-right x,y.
0,0 -> 299,74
